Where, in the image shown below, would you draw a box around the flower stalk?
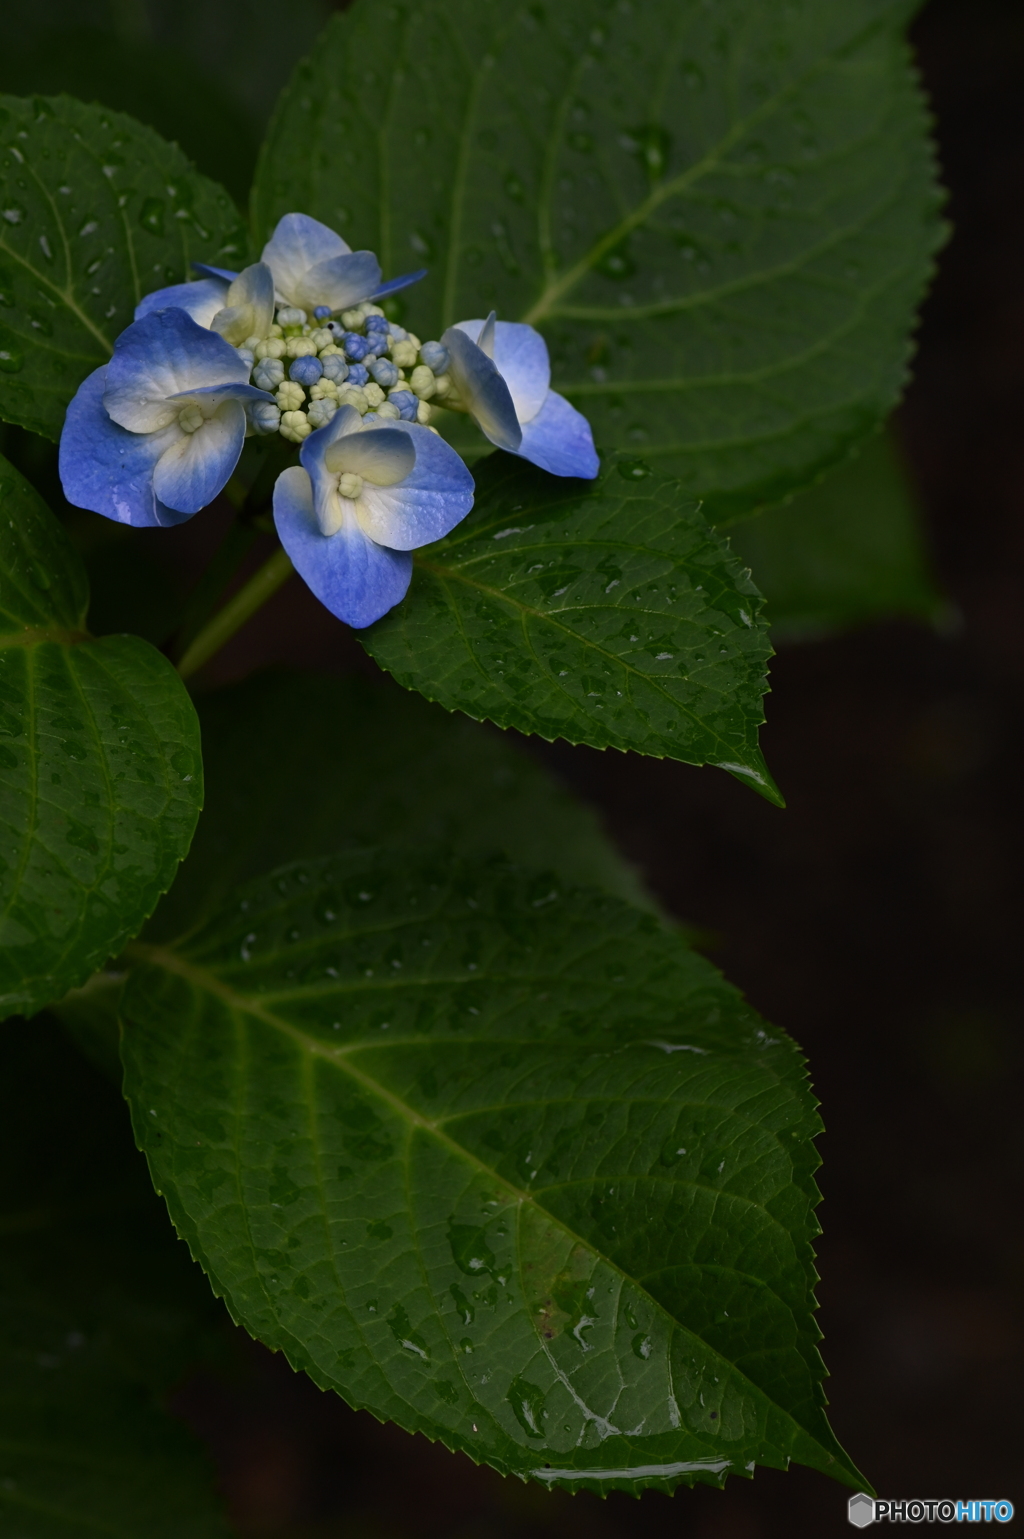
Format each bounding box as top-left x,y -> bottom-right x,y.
176,546 -> 295,681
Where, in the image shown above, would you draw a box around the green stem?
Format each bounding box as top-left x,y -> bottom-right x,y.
169,522 -> 258,661
176,546 -> 294,681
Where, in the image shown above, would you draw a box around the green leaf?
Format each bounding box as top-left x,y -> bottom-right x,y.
361,453 -> 780,802
0,453 -> 203,1020
0,93 -> 247,439
253,0 -> 944,517
725,426 -> 944,641
152,668 -> 652,942
55,665 -> 655,1066
120,848 -> 866,1496
0,1015 -> 230,1537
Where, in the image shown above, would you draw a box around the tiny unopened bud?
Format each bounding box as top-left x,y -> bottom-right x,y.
339,471 -> 364,500
337,384 -> 369,414
409,364 -> 436,399
276,380 -> 306,411
307,397 -> 338,429
249,400 -> 281,436
419,340 -> 449,373
236,346 -> 255,368
290,355 -> 323,386
255,337 -> 286,361
277,306 -> 306,327
253,358 -> 285,391
286,335 -> 318,359
431,372 -> 451,398
346,363 -> 369,387
374,401 -> 401,419
320,354 -> 349,385
340,308 -> 363,330
313,305 -> 332,320
364,382 -> 386,408
387,389 -> 418,422
309,380 -> 339,402
342,332 -> 374,361
416,399 -> 433,425
391,339 -> 418,369
279,409 -> 311,443
370,357 -> 400,388
309,327 -> 334,351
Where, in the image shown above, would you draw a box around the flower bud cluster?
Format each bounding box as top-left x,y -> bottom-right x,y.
241,301 -> 454,444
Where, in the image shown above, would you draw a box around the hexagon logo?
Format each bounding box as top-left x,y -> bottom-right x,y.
848,1492 -> 875,1527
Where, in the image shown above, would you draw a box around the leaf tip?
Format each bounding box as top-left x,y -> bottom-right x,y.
715,754 -> 785,808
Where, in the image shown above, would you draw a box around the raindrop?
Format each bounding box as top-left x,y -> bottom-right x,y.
0,347 -> 24,374
139,196 -> 164,236
507,1374 -> 547,1439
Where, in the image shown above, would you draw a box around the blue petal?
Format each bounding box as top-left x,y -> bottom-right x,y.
169,382 -> 275,406
298,251 -> 382,314
192,263 -> 241,283
261,213 -> 352,277
274,464 -> 413,629
352,420 -> 475,550
259,214 -> 382,312
370,268 -> 429,300
135,277 -> 228,327
440,326 -> 522,452
151,399 -> 247,514
58,366 -> 189,527
103,308 -> 250,433
516,389 -> 600,478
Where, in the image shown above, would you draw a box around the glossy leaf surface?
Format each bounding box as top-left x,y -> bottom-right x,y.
152,669 -> 651,938
726,427 -> 943,641
362,453 -> 779,802
57,667 -> 654,1070
0,93 -> 246,439
121,849 -> 864,1495
254,0 -> 944,517
0,1015 -> 229,1536
0,455 -> 202,1019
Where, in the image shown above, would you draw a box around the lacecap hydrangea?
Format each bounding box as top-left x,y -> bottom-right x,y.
58,212 -> 599,627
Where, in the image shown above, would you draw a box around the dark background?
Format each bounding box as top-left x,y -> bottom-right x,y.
7,0 -> 1024,1532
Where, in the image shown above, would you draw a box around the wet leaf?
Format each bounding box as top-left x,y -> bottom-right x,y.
254,0 -> 944,518
56,665 -> 654,1062
0,454 -> 202,1019
0,93 -> 246,439
120,848 -> 866,1496
362,453 -> 780,802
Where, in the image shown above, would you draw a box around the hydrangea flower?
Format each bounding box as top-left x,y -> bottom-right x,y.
273,404 -> 474,628
441,313 -> 599,478
135,260 -> 276,346
129,214 -> 444,447
59,308 -> 273,526
136,213 -> 426,328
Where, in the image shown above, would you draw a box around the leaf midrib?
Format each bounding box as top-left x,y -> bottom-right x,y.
518,10 -> 894,324
412,556 -> 758,757
126,937 -> 841,1469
